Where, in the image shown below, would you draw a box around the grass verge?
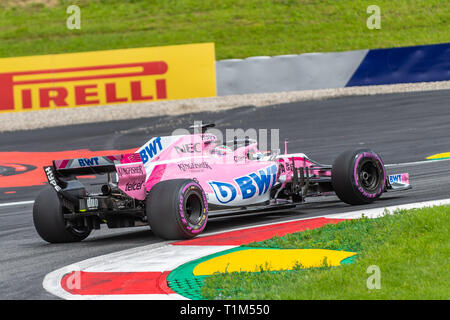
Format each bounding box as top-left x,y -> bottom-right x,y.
0,0 -> 448,59
201,206 -> 450,299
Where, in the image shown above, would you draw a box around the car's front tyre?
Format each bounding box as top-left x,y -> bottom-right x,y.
331,149 -> 386,205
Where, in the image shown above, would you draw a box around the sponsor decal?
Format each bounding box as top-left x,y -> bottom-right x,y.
86,197 -> 99,210
389,174 -> 402,184
44,166 -> 62,192
0,43 -> 216,112
178,161 -> 212,171
389,173 -> 409,184
202,133 -> 217,142
117,165 -> 144,176
116,162 -> 146,200
209,164 -> 278,204
0,62 -> 168,111
139,137 -> 163,164
125,181 -> 144,191
235,165 -> 277,199
121,153 -> 142,164
78,157 -> 99,167
174,143 -> 202,154
208,181 -> 237,204
279,162 -> 294,174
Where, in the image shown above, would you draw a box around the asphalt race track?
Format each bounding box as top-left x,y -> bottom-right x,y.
1,89 -> 450,299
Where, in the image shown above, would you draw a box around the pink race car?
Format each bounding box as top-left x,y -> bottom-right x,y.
33,123 -> 411,243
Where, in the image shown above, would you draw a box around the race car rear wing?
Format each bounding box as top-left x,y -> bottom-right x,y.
52,155 -> 123,177
44,155 -> 124,201
44,153 -> 144,211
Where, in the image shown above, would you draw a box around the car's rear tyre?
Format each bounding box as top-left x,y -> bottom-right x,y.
331,149 -> 386,205
33,187 -> 91,243
146,179 -> 208,240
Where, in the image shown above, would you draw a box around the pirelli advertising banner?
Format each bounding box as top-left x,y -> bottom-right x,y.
0,43 -> 216,112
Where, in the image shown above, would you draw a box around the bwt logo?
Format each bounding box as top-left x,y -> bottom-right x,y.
78,158 -> 99,167
389,174 -> 402,184
209,165 -> 277,204
139,137 -> 163,164
0,61 -> 168,111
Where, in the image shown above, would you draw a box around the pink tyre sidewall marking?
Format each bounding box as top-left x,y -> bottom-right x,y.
353,152 -> 386,198
178,182 -> 208,234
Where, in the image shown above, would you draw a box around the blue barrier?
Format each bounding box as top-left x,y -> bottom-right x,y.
216,42 -> 450,95
346,42 -> 450,87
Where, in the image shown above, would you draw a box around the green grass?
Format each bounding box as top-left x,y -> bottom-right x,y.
0,0 -> 448,59
201,206 -> 450,299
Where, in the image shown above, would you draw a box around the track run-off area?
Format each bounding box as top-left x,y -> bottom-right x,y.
1,89 -> 450,299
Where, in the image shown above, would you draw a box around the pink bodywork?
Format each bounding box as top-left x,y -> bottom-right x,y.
51,133 -> 332,206
115,133 -> 332,206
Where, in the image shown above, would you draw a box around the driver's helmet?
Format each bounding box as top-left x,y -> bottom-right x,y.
211,145 -> 233,156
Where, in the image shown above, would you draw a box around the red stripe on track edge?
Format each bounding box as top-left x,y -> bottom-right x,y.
61,271 -> 175,295
173,217 -> 346,246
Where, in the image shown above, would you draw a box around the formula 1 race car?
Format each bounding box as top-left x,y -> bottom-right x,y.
33,123 -> 411,243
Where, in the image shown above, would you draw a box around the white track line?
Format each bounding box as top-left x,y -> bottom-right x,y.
323,198 -> 450,219
385,158 -> 450,168
0,200 -> 34,207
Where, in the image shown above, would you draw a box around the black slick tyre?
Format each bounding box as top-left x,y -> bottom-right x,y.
33,187 -> 91,243
331,149 -> 386,205
146,179 -> 208,240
